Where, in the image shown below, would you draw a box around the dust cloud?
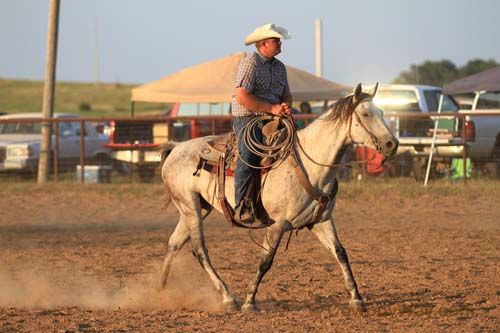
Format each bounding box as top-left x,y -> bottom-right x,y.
0,258 -> 222,312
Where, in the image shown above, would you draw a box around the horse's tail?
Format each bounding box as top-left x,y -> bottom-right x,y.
159,141 -> 178,166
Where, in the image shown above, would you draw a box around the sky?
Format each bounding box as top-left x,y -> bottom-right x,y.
1,0 -> 500,87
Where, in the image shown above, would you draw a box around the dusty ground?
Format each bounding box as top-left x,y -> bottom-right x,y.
0,182 -> 499,332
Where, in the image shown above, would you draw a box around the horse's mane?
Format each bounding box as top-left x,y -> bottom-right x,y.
323,92 -> 373,122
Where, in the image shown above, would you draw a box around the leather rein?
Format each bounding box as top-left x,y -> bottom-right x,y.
293,97 -> 380,169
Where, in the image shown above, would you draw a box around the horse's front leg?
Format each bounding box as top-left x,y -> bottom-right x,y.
242,223 -> 286,313
309,219 -> 366,313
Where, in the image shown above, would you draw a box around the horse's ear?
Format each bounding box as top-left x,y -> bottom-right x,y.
353,83 -> 363,103
370,82 -> 379,97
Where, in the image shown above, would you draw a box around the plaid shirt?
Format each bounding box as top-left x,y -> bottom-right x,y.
231,52 -> 291,117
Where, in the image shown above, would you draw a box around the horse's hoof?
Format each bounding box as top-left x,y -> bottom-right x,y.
241,303 -> 258,314
223,300 -> 238,313
349,299 -> 367,313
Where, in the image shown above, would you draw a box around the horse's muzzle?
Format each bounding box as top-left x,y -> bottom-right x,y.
380,136 -> 399,160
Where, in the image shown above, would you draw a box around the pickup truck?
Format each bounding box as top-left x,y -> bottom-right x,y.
0,113 -> 111,177
105,102 -> 233,181
452,91 -> 500,177
372,84 -> 471,180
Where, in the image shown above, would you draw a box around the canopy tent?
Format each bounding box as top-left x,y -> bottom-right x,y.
131,52 -> 351,103
443,66 -> 500,96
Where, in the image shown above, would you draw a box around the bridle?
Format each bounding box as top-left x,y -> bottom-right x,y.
294,96 -> 380,169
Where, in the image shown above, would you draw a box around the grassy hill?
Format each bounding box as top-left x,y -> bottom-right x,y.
0,79 -> 170,118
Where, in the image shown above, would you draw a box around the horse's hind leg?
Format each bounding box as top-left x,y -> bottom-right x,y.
157,218 -> 190,290
309,219 -> 366,313
242,224 -> 285,313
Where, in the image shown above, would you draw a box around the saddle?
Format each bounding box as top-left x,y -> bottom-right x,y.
193,119 -> 285,229
193,117 -> 338,229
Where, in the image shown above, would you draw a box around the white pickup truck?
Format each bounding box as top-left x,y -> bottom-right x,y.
374,84 -> 500,179
373,84 -> 469,179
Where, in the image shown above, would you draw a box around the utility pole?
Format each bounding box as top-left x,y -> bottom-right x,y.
38,0 -> 60,183
415,63 -> 420,84
315,18 -> 323,78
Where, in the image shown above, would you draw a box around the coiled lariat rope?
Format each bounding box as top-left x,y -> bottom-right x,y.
237,113 -> 376,171
237,115 -> 295,169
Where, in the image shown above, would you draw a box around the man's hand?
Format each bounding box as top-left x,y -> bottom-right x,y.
271,103 -> 292,117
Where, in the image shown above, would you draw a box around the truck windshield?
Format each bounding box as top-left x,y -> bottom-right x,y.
374,90 -> 420,112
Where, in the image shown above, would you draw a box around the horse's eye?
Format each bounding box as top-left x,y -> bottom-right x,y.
362,112 -> 370,117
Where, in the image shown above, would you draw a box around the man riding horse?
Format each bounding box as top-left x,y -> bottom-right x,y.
232,23 -> 293,226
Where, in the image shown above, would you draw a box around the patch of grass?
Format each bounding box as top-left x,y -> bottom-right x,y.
0,79 -> 171,118
0,181 -> 165,198
1,178 -> 498,202
338,177 -> 500,201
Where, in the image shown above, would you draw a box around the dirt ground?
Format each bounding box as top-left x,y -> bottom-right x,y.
0,183 -> 499,332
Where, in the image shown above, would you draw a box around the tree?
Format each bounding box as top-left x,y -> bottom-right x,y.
458,58 -> 498,77
392,58 -> 499,86
392,60 -> 458,86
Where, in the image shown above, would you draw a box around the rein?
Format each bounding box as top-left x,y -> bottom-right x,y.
292,97 -> 379,169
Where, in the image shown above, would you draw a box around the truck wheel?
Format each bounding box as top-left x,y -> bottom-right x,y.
493,142 -> 500,180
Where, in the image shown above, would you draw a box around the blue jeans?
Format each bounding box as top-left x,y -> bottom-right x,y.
233,116 -> 263,206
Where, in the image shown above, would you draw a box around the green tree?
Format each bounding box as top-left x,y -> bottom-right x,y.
458,58 -> 498,77
392,60 -> 458,86
393,58 -> 499,86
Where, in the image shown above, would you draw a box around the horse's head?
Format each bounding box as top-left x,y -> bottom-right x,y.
344,83 -> 399,158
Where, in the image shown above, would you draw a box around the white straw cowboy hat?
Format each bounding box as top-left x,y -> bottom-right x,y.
244,23 -> 292,46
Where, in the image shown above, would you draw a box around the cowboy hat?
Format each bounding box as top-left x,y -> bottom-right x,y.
244,23 -> 292,46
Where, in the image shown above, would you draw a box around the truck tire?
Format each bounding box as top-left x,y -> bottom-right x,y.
493,141 -> 500,180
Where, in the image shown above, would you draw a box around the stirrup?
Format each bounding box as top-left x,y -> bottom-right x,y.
233,200 -> 272,229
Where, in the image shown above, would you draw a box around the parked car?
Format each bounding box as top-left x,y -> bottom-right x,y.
0,113 -> 111,176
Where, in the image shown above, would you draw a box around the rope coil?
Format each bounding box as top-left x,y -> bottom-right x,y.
237,115 -> 295,169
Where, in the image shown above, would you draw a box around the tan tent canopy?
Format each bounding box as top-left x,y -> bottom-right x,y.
131,52 -> 350,103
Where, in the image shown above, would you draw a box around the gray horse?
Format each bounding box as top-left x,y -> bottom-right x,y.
158,83 -> 398,313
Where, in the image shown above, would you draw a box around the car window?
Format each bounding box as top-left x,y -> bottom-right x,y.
423,90 -> 458,113
476,92 -> 500,109
177,103 -> 231,116
0,122 -> 41,134
58,121 -> 77,136
178,103 -> 199,116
